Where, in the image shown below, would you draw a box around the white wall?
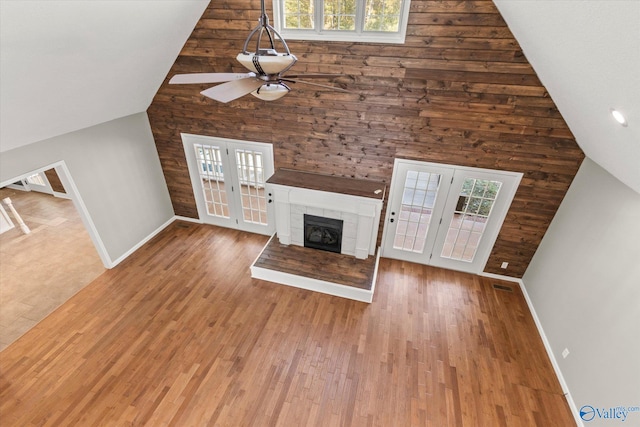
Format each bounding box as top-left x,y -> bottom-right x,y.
523,158 -> 640,426
0,113 -> 174,264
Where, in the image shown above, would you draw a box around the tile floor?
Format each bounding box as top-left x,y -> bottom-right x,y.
0,188 -> 105,350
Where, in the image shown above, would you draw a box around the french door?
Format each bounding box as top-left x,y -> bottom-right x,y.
182,134 -> 275,235
381,159 -> 522,274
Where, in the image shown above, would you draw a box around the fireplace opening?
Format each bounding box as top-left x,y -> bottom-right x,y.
304,214 -> 343,254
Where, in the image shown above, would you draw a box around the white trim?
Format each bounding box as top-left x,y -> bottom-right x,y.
477,271 -> 521,284
250,235 -> 380,303
53,162 -> 113,268
273,0 -> 411,44
479,271 -> 584,427
0,203 -> 15,234
108,216 -> 176,267
174,215 -> 203,224
6,181 -> 30,191
51,191 -> 72,200
369,246 -> 381,299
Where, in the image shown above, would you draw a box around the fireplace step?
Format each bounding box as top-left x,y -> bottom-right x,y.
251,235 -> 380,303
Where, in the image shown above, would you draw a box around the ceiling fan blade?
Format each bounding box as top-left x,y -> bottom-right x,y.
284,74 -> 345,79
169,72 -> 256,84
200,78 -> 265,103
282,78 -> 350,93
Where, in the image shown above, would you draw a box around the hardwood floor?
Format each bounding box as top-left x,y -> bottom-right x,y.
0,188 -> 105,350
0,221 -> 575,426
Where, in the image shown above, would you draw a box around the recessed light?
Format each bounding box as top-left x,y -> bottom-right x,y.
610,109 -> 628,127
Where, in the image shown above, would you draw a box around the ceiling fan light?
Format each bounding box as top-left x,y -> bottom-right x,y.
236,52 -> 297,75
251,83 -> 290,101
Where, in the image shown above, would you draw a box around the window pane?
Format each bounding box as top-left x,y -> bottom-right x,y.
284,0 -> 314,29
300,14 -> 313,28
472,180 -> 489,197
26,173 -> 46,186
285,15 -> 300,28
364,0 -> 401,32
324,0 -> 356,31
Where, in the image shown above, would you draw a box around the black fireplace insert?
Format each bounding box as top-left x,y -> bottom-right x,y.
303,214 -> 343,254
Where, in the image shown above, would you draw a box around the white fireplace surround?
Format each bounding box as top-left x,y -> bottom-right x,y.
270,185 -> 383,259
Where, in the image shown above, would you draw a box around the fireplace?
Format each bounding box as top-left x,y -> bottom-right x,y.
304,214 -> 343,254
267,169 -> 385,259
252,169 -> 385,302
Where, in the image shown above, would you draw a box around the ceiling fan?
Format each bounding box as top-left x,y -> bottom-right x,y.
169,0 -> 347,103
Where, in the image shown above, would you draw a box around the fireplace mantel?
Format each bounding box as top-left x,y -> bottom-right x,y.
267,169 -> 386,200
267,169 -> 385,259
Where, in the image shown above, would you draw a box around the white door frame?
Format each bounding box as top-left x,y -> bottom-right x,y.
429,166 -> 521,273
381,159 -> 522,274
24,171 -> 54,195
181,133 -> 275,236
380,161 -> 453,264
0,161 -> 112,268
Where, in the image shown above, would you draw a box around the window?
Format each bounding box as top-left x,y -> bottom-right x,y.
273,0 -> 411,44
25,173 -> 46,186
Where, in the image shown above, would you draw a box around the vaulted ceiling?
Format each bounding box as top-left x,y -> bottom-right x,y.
0,0 -> 209,152
1,0 -> 638,193
493,0 -> 640,194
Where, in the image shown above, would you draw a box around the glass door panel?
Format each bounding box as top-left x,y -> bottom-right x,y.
393,170 -> 441,253
182,134 -> 275,235
195,144 -> 229,218
440,178 -> 502,262
235,148 -> 268,226
429,169 -> 520,273
381,161 -> 453,265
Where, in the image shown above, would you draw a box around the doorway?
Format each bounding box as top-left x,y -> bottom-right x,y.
381,159 -> 521,274
0,165 -> 107,350
182,134 -> 275,236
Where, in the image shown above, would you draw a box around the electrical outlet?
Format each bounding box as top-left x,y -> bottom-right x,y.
562,348 -> 570,359
501,262 -> 509,269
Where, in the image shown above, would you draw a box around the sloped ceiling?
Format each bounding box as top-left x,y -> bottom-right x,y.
1,0 -> 638,193
493,0 -> 640,194
0,0 -> 209,153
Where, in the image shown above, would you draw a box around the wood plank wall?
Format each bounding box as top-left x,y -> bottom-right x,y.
44,168 -> 66,194
147,0 -> 585,278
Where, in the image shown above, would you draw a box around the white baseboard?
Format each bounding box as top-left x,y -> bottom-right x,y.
174,215 -> 202,224
478,271 -> 521,283
108,216 -> 177,268
52,191 -> 72,200
480,272 -> 583,427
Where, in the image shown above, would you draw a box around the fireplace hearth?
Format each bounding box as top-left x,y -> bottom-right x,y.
304,214 -> 343,254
